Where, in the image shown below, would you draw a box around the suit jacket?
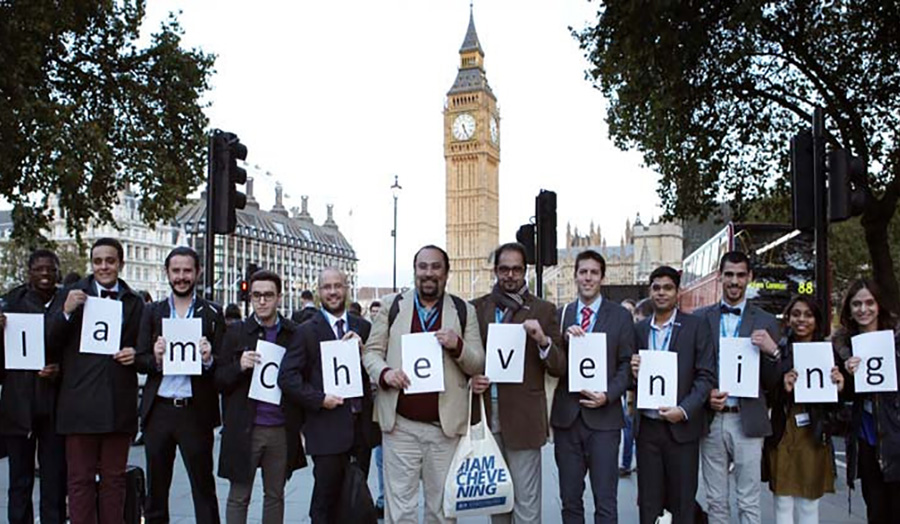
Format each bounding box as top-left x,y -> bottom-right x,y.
134,297 -> 226,431
633,311 -> 716,443
696,302 -> 781,438
214,314 -> 306,482
47,276 -> 144,435
551,298 -> 636,432
362,289 -> 485,438
291,306 -> 318,326
279,310 -> 374,456
471,292 -> 565,450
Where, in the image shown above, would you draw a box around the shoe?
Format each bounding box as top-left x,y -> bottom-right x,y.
619,467 -> 631,477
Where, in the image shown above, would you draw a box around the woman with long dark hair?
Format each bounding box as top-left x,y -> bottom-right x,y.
763,296 -> 844,523
833,278 -> 900,523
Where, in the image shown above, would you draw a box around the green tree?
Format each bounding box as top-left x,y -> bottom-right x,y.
0,1 -> 214,245
575,1 -> 900,311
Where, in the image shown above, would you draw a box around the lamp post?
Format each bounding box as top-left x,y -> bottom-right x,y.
391,175 -> 402,292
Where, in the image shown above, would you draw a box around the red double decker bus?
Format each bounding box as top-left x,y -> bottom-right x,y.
679,223 -> 815,316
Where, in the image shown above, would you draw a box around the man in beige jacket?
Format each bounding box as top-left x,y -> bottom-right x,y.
363,245 -> 485,523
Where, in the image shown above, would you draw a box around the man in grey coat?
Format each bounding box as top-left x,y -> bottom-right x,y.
696,251 -> 781,524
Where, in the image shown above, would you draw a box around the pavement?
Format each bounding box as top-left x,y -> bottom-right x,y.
0,433 -> 867,523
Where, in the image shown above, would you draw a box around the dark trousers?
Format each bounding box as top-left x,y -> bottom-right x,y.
66,432 -> 133,524
621,400 -> 634,470
636,417 -> 699,524
858,437 -> 900,524
554,415 -> 620,524
5,415 -> 67,524
309,417 -> 372,524
144,401 -> 220,524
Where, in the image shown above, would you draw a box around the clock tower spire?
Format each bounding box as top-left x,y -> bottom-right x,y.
444,6 -> 500,299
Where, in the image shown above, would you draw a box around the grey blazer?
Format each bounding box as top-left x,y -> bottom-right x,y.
633,311 -> 717,444
696,302 -> 781,438
551,299 -> 636,431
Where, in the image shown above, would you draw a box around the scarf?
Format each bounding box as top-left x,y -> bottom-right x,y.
490,282 -> 530,323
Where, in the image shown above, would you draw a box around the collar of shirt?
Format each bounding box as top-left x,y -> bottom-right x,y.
720,299 -> 746,338
320,308 -> 349,337
94,280 -> 120,296
577,296 -> 602,316
253,314 -> 281,333
648,311 -> 677,351
720,299 -> 747,316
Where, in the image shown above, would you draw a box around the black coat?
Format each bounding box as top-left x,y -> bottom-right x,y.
215,314 -> 306,483
135,297 -> 226,431
0,284 -> 62,436
278,311 -> 374,456
47,276 -> 144,435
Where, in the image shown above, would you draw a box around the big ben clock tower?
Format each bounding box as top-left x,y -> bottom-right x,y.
444,7 -> 499,299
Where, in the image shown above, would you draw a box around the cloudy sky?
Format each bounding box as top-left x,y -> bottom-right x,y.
142,0 -> 663,288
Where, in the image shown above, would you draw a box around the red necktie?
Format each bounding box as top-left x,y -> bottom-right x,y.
581,306 -> 592,331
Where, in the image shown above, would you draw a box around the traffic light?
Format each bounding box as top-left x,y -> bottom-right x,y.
536,190 -> 557,266
246,262 -> 260,281
515,224 -> 536,265
239,279 -> 249,302
790,130 -> 815,230
211,130 -> 248,234
828,149 -> 867,222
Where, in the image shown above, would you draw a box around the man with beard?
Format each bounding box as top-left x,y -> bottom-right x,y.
47,237 -> 144,523
470,242 -> 565,524
551,250 -> 636,524
135,246 -> 224,523
0,249 -> 67,524
279,267 -> 374,523
631,266 -> 716,524
363,245 -> 485,523
695,251 -> 780,524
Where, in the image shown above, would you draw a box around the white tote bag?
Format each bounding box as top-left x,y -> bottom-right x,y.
443,388 -> 515,518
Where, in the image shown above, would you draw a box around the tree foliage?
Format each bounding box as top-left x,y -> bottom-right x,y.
0,0 -> 214,245
575,0 -> 900,310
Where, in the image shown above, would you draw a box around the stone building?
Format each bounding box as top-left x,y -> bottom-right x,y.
176,180 -> 357,314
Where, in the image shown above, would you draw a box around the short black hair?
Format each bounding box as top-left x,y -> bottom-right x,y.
250,269 -> 282,294
574,249 -> 606,278
62,272 -> 81,286
90,237 -> 124,262
165,246 -> 200,270
649,265 -> 681,288
719,251 -> 751,273
139,290 -> 153,303
414,245 -> 450,273
28,248 -> 59,269
369,300 -> 382,311
349,302 -> 363,316
225,303 -> 242,321
300,290 -> 314,301
493,242 -> 527,269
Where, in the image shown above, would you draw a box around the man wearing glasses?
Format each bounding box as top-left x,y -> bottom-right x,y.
471,242 -> 565,524
215,269 -> 305,524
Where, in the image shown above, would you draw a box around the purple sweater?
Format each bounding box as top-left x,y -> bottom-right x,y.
253,323 -> 286,427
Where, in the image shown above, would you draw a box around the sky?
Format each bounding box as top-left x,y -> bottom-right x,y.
141,0 -> 664,288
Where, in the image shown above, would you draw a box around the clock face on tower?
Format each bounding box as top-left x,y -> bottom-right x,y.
452,113 -> 476,141
490,116 -> 499,144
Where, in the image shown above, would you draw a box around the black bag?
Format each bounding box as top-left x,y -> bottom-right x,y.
97,464 -> 145,523
336,459 -> 377,524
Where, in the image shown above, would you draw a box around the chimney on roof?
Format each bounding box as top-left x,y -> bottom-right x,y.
323,204 -> 338,229
245,178 -> 260,209
271,183 -> 288,217
295,195 -> 313,223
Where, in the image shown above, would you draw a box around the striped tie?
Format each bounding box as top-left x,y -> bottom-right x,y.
581,307 -> 592,331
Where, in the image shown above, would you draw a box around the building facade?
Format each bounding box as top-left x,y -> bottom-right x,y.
176,181 -> 358,314
444,9 -> 500,299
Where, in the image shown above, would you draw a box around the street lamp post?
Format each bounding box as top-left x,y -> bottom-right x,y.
391,175 -> 402,292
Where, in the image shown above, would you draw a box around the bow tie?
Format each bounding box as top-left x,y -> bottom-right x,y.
720,304 -> 741,316
100,289 -> 118,300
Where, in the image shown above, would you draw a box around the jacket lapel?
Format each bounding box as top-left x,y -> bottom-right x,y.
313,312 -> 336,342
561,301 -> 577,331
738,306 -> 755,337
593,300 -> 612,333
668,311 -> 683,352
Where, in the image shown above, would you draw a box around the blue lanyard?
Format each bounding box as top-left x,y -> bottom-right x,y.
168,296 -> 195,319
651,321 -> 673,352
495,307 -> 505,324
720,313 -> 741,338
414,293 -> 439,331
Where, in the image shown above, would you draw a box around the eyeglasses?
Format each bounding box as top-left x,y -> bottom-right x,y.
251,291 -> 278,302
497,266 -> 525,276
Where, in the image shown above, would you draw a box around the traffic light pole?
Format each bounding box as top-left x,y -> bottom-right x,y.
204,133 -> 216,302
812,107 -> 830,322
534,197 -> 544,299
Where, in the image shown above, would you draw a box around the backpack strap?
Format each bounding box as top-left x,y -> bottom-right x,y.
387,293 -> 404,329
388,292 -> 467,334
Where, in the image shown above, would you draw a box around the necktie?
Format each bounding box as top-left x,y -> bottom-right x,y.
101,289 -> 118,300
720,304 -> 741,316
335,319 -> 346,338
581,306 -> 592,331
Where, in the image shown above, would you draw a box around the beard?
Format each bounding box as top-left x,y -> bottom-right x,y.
170,281 -> 195,298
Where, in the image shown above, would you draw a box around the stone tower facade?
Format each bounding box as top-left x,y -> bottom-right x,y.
444,9 -> 500,299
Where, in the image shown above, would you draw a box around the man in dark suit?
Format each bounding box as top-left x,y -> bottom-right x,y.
291,289 -> 318,325
135,247 -> 225,523
695,251 -> 781,524
551,249 -> 635,524
47,237 -> 144,523
0,249 -> 67,524
630,265 -> 716,524
279,267 -> 374,523
471,242 -> 566,524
